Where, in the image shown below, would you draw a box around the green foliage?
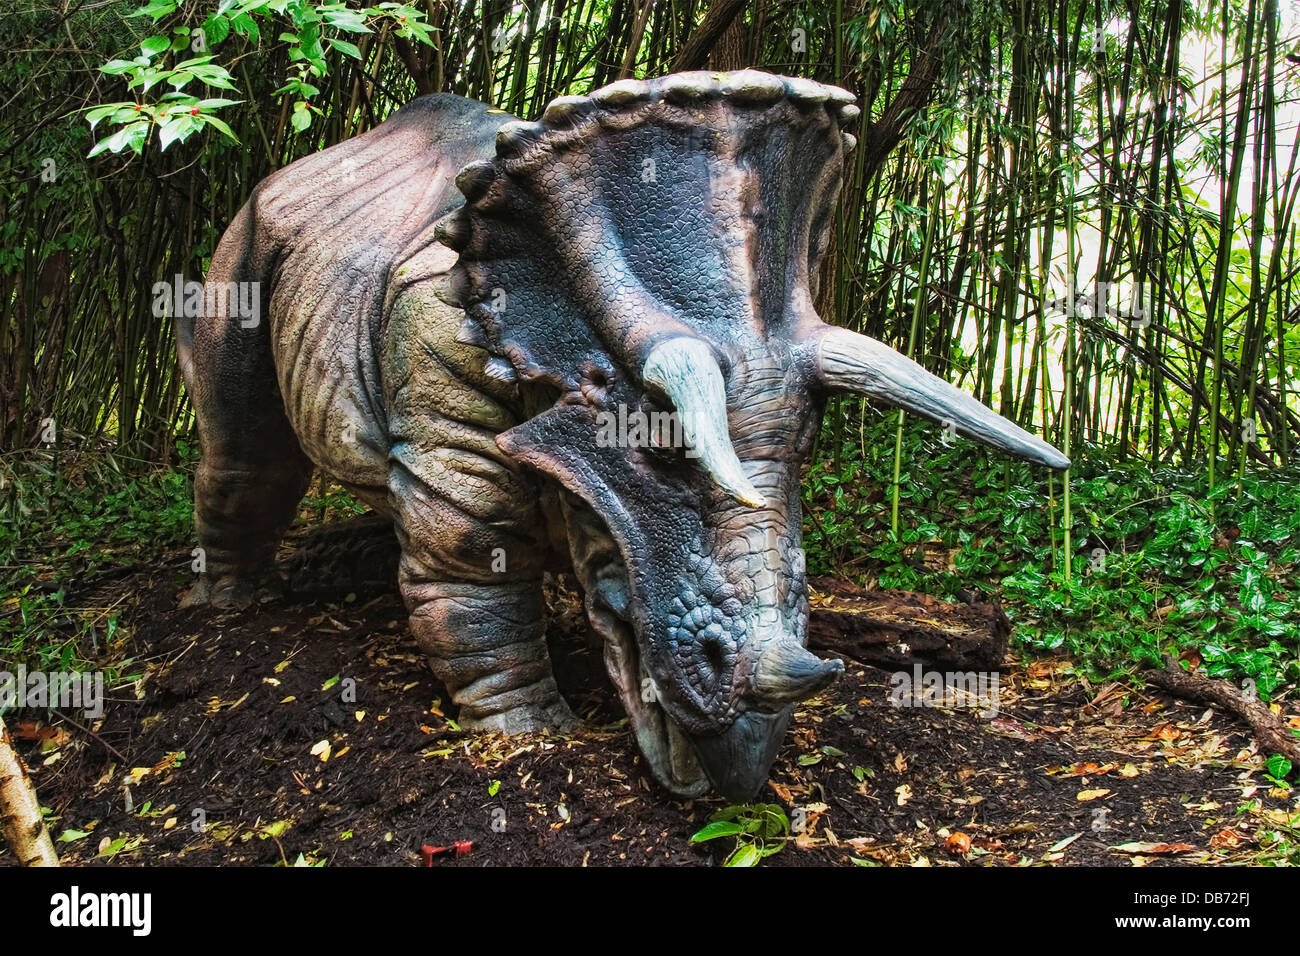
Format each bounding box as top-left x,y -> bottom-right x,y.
805,411 -> 1300,695
302,483 -> 367,519
0,437 -> 380,676
0,443 -> 199,674
690,803 -> 791,867
87,0 -> 438,153
1264,755 -> 1293,785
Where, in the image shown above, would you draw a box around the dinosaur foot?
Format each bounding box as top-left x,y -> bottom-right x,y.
458,697 -> 581,735
180,569 -> 285,610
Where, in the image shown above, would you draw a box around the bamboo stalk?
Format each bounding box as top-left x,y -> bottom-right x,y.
891,187 -> 940,535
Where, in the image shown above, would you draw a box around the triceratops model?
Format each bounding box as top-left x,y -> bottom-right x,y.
178,70 -> 1068,800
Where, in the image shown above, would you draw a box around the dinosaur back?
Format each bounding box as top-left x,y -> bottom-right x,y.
247,95 -> 508,489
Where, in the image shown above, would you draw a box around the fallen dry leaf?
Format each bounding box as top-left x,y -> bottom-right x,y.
945,832 -> 972,854
1044,833 -> 1083,860
1209,829 -> 1240,849
153,753 -> 182,773
1152,723 -> 1182,741
204,692 -> 249,715
989,718 -> 1039,741
1111,842 -> 1198,855
14,721 -> 67,743
800,802 -> 830,833
1076,789 -> 1111,802
1027,660 -> 1070,679
1052,761 -> 1118,778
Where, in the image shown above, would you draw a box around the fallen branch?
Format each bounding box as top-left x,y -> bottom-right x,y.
1143,655 -> 1300,766
0,714 -> 59,866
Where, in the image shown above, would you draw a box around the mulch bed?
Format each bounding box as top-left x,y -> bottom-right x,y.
4,516 -> 1294,867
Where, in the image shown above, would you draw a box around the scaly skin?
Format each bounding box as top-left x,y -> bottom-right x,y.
183,95 -> 573,731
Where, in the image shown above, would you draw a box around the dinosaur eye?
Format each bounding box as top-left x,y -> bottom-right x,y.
579,363 -> 612,406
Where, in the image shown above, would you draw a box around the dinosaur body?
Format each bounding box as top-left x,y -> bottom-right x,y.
181,72 -> 1068,799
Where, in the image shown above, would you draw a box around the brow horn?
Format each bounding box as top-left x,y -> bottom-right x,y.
641,337 -> 767,507
813,326 -> 1070,469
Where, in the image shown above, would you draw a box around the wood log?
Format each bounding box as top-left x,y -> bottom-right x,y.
806,576 -> 1010,673
1143,655 -> 1300,766
0,714 -> 59,866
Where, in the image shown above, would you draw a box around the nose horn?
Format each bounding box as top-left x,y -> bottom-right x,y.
752,641 -> 844,704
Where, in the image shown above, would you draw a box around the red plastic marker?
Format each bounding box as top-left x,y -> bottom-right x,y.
421,841 -> 473,865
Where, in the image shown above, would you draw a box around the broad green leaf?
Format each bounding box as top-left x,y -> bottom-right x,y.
689,821 -> 745,843
200,114 -> 239,143
131,0 -> 179,20
204,15 -> 232,46
725,844 -> 762,867
157,115 -> 191,150
100,59 -> 140,76
140,35 -> 171,57
327,38 -> 363,60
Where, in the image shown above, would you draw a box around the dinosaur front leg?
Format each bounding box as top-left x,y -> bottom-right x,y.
381,242 -> 575,732
401,578 -> 575,732
390,458 -> 576,734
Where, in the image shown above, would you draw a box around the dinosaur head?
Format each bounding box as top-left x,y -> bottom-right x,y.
435,71 -> 1068,800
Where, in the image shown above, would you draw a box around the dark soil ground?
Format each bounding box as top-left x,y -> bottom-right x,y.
5,515 -> 1295,867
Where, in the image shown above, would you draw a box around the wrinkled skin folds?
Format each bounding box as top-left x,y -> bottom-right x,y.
180,72 -> 1068,800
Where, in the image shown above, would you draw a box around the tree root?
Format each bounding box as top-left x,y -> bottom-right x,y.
1143,655 -> 1300,767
